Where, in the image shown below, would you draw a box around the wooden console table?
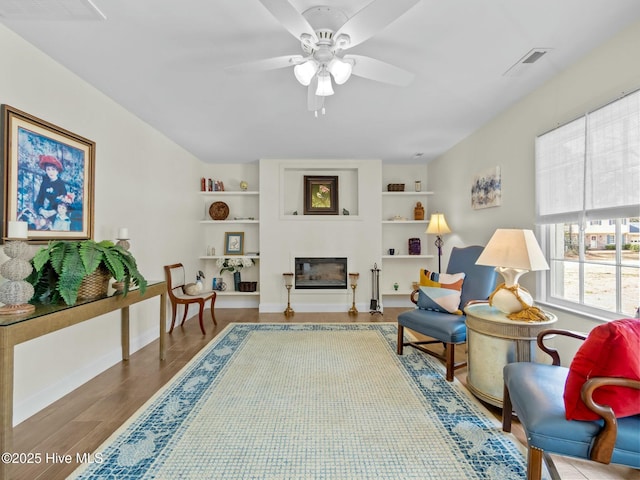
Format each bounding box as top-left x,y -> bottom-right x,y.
0,281 -> 166,480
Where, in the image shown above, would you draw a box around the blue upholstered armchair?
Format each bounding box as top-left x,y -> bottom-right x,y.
396,245 -> 497,381
503,327 -> 640,480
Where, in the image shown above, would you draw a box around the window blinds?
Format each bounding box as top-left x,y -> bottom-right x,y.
535,90 -> 640,224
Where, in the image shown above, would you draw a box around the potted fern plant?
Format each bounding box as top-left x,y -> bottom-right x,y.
28,239 -> 147,305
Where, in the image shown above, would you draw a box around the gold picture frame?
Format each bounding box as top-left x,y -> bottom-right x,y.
1,105 -> 95,241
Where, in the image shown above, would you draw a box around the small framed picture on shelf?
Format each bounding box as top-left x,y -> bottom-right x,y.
224,232 -> 244,255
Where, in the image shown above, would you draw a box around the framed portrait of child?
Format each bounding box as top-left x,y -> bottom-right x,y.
1,105 -> 95,242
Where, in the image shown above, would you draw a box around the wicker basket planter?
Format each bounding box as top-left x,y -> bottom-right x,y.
77,268 -> 111,300
387,183 -> 405,192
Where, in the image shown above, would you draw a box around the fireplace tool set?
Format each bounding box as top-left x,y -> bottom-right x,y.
370,263 -> 382,315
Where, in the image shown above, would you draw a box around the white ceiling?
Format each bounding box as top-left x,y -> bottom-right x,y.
2,0 -> 640,164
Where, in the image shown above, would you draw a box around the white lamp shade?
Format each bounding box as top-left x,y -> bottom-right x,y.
316,72 -> 334,96
328,58 -> 353,85
475,229 -> 549,271
294,60 -> 318,86
425,213 -> 451,235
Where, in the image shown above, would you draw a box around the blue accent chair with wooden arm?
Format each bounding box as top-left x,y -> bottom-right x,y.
503,328 -> 640,480
396,245 -> 497,381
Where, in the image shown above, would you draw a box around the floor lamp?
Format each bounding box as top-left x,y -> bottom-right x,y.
425,213 -> 451,273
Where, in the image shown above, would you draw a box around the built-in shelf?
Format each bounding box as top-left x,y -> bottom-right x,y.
381,182 -> 432,298
199,220 -> 260,224
281,215 -> 361,221
199,187 -> 261,299
381,191 -> 434,196
199,255 -> 260,260
381,220 -> 429,224
199,191 -> 259,196
382,290 -> 414,296
214,291 -> 260,296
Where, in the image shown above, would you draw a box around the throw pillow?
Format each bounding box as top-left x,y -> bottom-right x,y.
416,270 -> 465,315
564,318 -> 640,421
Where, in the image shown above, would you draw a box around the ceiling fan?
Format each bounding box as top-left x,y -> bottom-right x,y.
227,0 -> 420,114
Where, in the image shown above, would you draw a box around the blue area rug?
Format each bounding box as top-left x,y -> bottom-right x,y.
70,323 -> 532,479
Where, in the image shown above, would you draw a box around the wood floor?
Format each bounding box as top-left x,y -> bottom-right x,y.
10,308 -> 639,480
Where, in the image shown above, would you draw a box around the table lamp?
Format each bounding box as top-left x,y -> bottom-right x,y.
475,228 -> 549,321
0,221 -> 35,315
425,213 -> 451,273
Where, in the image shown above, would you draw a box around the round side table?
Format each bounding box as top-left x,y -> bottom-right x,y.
464,302 -> 557,408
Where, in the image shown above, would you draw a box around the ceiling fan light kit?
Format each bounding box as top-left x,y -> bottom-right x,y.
327,57 -> 353,85
236,0 -> 420,114
293,60 -> 318,86
315,69 -> 334,96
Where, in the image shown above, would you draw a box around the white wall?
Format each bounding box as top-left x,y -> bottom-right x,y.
258,159 -> 382,312
426,20 -> 640,360
0,24 -> 207,423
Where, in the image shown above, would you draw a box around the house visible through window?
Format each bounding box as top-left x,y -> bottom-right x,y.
536,90 -> 640,318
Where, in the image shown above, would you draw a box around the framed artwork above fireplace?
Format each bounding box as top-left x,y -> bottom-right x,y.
303,175 -> 339,215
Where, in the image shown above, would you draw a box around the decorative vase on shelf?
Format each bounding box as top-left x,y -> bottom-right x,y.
234,271 -> 241,291
414,202 -> 424,220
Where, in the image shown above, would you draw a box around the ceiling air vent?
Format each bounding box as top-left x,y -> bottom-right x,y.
503,48 -> 552,77
0,0 -> 106,20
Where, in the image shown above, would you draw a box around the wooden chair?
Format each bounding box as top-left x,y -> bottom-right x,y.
396,245 -> 497,381
164,263 -> 217,335
503,328 -> 640,480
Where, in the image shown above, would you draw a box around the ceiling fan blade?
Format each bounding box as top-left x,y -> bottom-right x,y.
307,78 -> 324,112
225,55 -> 304,73
335,0 -> 420,49
258,0 -> 318,44
346,54 -> 414,86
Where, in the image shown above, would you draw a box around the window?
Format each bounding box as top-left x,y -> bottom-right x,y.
536,90 -> 640,318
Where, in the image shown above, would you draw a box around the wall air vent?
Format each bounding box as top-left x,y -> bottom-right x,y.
503,48 -> 552,77
0,0 -> 106,20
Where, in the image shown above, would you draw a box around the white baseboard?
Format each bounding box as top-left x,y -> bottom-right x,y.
14,326 -> 158,426
259,302 -> 369,313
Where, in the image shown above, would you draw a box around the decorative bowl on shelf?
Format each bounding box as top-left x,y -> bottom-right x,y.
209,201 -> 229,220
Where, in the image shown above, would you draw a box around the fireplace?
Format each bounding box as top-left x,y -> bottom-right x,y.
294,257 -> 348,290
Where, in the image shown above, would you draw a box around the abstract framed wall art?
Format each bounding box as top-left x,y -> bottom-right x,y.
303,175 -> 339,215
1,105 -> 95,241
471,166 -> 502,210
